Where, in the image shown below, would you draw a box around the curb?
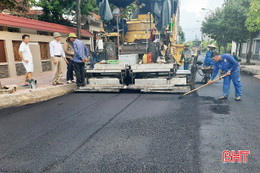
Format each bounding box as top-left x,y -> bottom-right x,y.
0,84 -> 76,109
240,66 -> 260,76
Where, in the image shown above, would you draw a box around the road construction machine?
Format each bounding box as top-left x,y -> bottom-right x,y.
75,0 -> 197,93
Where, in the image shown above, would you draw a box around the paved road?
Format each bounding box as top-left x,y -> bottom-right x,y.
0,62 -> 259,172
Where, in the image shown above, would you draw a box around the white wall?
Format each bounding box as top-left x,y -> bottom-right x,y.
231,41 -> 237,54
242,43 -> 247,54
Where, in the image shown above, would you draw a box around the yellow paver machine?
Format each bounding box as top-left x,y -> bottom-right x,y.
76,0 -> 196,93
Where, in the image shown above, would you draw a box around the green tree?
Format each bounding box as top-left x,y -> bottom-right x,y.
222,0 -> 251,56
202,0 -> 253,55
36,0 -> 71,26
124,3 -> 138,19
66,0 -> 99,16
35,0 -> 99,26
245,0 -> 260,64
178,26 -> 185,44
201,8 -> 232,53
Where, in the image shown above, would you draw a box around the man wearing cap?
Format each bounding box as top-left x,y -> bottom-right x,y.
67,33 -> 89,88
49,32 -> 68,85
63,33 -> 75,84
204,44 -> 216,66
207,52 -> 242,101
180,44 -> 193,70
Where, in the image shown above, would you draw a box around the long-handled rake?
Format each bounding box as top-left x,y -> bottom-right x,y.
178,74 -> 227,99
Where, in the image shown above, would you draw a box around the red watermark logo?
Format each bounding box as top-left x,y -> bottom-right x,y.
222,150 -> 250,163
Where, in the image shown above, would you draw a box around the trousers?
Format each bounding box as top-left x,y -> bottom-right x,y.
74,62 -> 86,87
223,68 -> 242,97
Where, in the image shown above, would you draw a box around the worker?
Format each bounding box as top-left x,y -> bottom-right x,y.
90,51 -> 100,69
180,44 -> 193,70
63,34 -> 75,84
49,32 -> 68,86
207,52 -> 242,101
232,52 -> 239,62
68,33 -> 89,88
112,7 -> 125,16
113,6 -> 127,35
204,44 -> 216,67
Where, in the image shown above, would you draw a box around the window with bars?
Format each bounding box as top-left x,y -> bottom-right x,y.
39,42 -> 50,60
12,41 -> 22,62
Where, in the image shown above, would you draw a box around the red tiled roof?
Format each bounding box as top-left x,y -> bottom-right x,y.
27,10 -> 44,16
0,13 -> 93,37
90,12 -> 100,20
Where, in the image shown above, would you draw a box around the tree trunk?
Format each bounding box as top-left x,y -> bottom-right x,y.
76,0 -> 81,39
223,45 -> 227,54
238,43 -> 242,57
246,32 -> 254,64
235,42 -> 238,55
218,45 -> 221,54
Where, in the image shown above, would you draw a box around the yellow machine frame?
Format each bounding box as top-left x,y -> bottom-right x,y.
100,13 -> 184,65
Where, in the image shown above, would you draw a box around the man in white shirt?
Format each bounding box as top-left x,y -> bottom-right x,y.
49,32 -> 68,85
19,34 -> 34,86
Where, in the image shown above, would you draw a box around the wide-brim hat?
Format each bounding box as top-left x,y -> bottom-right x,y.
53,32 -> 61,38
208,44 -> 216,48
68,33 -> 77,38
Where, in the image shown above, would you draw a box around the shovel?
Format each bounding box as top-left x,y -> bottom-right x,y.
178,74 -> 227,99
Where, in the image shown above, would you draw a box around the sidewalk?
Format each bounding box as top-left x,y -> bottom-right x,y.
239,58 -> 260,79
0,71 -> 76,109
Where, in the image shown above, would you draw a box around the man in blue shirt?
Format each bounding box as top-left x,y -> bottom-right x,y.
68,33 -> 89,87
204,44 -> 216,66
207,52 -> 242,101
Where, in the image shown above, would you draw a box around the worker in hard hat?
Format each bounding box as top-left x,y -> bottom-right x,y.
68,33 -> 89,88
204,44 -> 216,67
207,51 -> 242,101
180,44 -> 193,70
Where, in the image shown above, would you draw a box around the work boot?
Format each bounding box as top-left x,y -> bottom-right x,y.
235,96 -> 241,101
219,96 -> 228,100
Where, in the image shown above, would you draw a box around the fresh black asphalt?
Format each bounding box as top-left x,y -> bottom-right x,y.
0,68 -> 259,172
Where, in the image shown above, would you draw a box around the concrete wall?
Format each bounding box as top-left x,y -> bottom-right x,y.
231,39 -> 260,60
0,31 -> 91,78
231,41 -> 237,54
89,25 -> 101,51
0,64 -> 8,78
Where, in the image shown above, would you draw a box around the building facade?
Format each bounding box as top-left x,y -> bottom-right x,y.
231,32 -> 260,60
0,13 -> 93,78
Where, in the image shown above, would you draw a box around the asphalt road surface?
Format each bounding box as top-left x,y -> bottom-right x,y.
0,62 -> 259,172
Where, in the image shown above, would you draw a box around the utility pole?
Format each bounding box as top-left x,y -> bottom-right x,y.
76,0 -> 81,39
117,16 -> 120,57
